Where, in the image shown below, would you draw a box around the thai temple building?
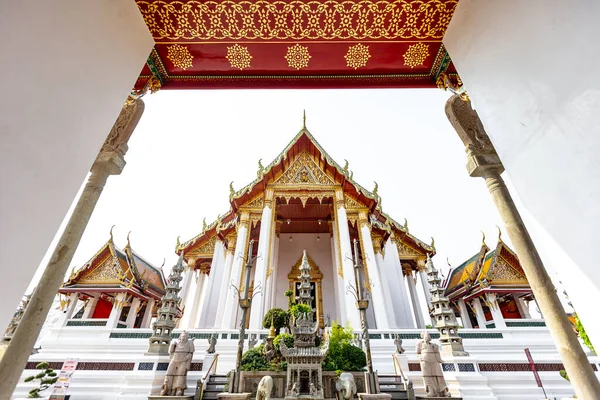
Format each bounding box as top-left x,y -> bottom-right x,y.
9,125 -> 599,400
444,237 -> 539,330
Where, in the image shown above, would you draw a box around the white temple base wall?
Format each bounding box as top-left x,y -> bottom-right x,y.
13,327 -> 599,399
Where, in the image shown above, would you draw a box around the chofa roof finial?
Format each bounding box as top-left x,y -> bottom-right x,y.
302,109 -> 306,130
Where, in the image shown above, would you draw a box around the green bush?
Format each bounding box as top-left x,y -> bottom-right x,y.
23,361 -> 58,398
241,345 -> 270,371
323,322 -> 367,372
575,313 -> 596,354
290,303 -> 311,319
274,333 -> 294,350
262,308 -> 288,334
284,289 -> 295,307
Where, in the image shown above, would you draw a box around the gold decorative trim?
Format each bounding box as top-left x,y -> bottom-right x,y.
285,43 -> 311,70
138,0 -> 457,41
226,44 -> 252,70
344,43 -> 371,70
403,42 -> 429,68
167,44 -> 194,69
274,151 -> 336,186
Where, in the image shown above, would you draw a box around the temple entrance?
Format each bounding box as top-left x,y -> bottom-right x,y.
299,370 -> 310,395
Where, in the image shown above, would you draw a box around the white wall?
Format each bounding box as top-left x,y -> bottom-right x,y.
0,2 -> 154,329
274,234 -> 337,323
444,0 -> 600,348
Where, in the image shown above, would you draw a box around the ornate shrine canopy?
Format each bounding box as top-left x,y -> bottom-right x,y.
444,238 -> 531,302
134,0 -> 458,89
60,233 -> 166,301
177,123 -> 434,263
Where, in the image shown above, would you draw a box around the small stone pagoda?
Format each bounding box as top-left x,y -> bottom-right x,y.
427,255 -> 468,357
280,250 -> 328,399
148,252 -> 185,354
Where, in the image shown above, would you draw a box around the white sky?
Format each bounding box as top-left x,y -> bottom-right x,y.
33,88 -> 516,290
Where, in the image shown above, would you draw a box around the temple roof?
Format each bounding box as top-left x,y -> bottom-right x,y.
134,0 -> 458,90
177,125 -> 434,258
444,237 -> 530,300
61,233 -> 166,300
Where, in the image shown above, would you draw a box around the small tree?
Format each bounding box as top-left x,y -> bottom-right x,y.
262,308 -> 288,335
323,322 -> 367,372
284,289 -> 295,308
23,362 -> 58,398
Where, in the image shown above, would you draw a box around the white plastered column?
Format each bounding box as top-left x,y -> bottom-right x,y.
107,293 -> 127,328
418,260 -> 432,307
471,297 -> 487,328
179,263 -> 195,310
357,211 -> 389,329
334,191 -> 360,329
221,211 -> 250,328
372,236 -> 397,328
268,227 -> 280,312
141,298 -> 155,328
82,296 -> 98,319
457,298 -> 472,328
58,293 -> 79,327
197,240 -> 226,328
330,220 -> 344,324
485,292 -> 507,328
250,192 -> 274,329
406,269 -> 425,329
125,297 -> 141,328
514,294 -> 532,319
214,234 -> 236,328
385,237 -> 414,328
179,259 -> 198,329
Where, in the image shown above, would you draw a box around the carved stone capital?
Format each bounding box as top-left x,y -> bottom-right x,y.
186,258 -> 197,270
238,211 -> 250,229
445,95 -> 504,178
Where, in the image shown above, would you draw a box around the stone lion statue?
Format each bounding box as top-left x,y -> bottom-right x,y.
335,372 -> 357,400
256,375 -> 273,400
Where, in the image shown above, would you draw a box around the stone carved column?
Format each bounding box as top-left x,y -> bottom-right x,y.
446,94 -> 600,398
0,99 -> 145,396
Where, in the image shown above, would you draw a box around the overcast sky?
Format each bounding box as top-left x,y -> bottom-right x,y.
33,88 -> 519,289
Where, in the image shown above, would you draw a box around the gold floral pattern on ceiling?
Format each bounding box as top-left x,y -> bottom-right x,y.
344,43 -> 371,69
166,44 -> 194,69
285,44 -> 311,70
137,0 -> 457,41
226,44 -> 253,70
403,42 -> 429,68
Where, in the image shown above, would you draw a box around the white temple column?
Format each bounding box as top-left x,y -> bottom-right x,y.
179,262 -> 195,310
334,191 -> 360,329
250,192 -> 274,329
58,293 -> 79,327
486,292 -> 507,328
141,298 -> 155,328
189,270 -> 207,328
214,234 -> 236,328
514,294 -> 531,319
125,297 -> 141,328
179,258 -> 198,329
406,269 -> 425,329
330,221 -> 344,323
82,296 -> 98,319
372,236 -> 397,328
358,211 -> 389,329
386,237 -> 414,328
268,223 -> 281,312
197,240 -> 226,328
418,260 -> 432,307
107,293 -> 127,328
471,297 -> 487,329
457,298 -> 472,328
221,211 -> 250,328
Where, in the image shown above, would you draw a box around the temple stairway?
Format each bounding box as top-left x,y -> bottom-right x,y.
377,374 -> 412,400
195,374 -> 228,400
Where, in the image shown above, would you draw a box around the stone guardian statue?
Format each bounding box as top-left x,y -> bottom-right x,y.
335,372 -> 357,400
256,375 -> 273,400
394,334 -> 405,354
416,331 -> 449,398
206,333 -> 217,354
161,331 -> 195,396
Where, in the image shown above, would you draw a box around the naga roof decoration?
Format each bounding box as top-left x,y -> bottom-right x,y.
178,124 -> 433,257
134,0 -> 459,89
61,233 -> 166,300
444,238 -> 530,300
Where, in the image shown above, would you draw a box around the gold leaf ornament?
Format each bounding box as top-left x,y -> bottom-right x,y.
226,44 -> 253,70
167,44 -> 194,70
285,44 -> 311,70
403,43 -> 429,68
344,43 -> 371,70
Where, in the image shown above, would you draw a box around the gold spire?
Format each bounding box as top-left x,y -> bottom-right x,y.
302,109 -> 306,129
269,313 -> 276,338
110,225 -> 116,242
126,231 -> 132,249
481,230 -> 487,247
496,225 -> 502,241
175,235 -> 181,252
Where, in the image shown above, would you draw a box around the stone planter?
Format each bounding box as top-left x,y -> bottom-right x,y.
239,371 -> 366,398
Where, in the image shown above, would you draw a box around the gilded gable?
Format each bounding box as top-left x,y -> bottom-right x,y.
274,152 -> 336,186
78,257 -> 122,284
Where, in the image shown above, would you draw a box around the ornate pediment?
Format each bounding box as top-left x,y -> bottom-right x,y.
344,195 -> 366,210
188,235 -> 217,259
274,152 -> 336,186
245,195 -> 264,208
78,257 -> 122,284
488,257 -> 528,284
396,241 -> 424,257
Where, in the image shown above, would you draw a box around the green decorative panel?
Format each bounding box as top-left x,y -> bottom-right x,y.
109,332 -> 152,339
66,320 -> 107,327
506,321 -> 546,327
